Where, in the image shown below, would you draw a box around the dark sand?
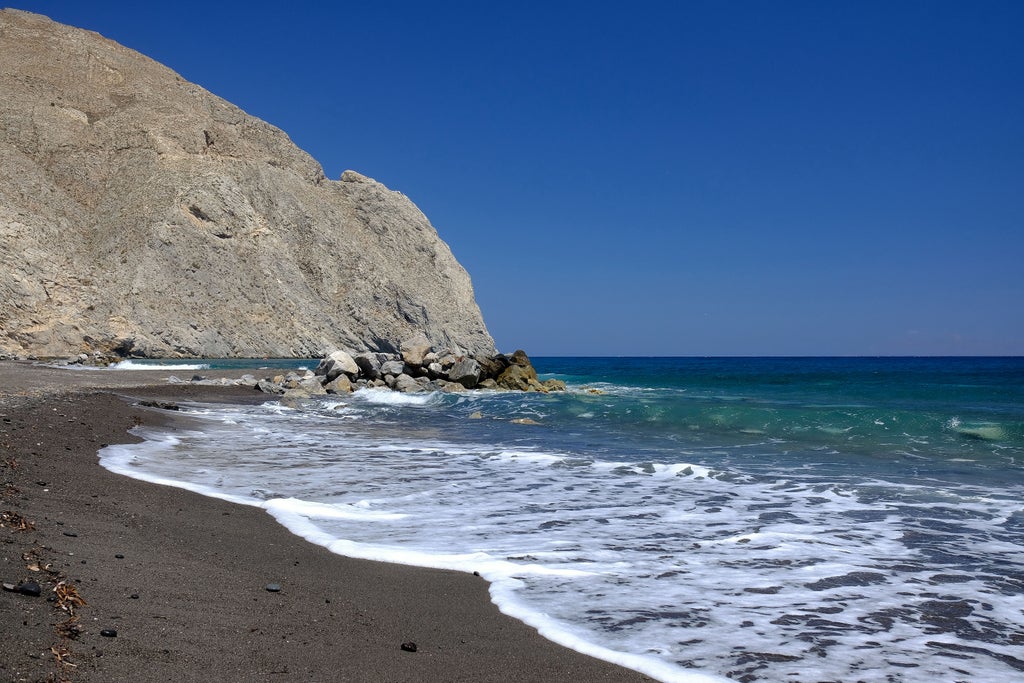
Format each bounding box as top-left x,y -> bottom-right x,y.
0,362 -> 652,682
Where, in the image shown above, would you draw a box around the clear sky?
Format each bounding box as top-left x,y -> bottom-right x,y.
12,1 -> 1024,355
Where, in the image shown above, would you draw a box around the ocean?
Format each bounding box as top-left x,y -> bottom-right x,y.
98,357 -> 1024,682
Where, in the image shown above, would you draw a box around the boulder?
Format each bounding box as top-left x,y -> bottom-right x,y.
316,350 -> 359,381
496,350 -> 539,391
353,353 -> 382,380
295,376 -> 327,395
255,379 -> 286,394
496,364 -> 539,391
394,373 -> 423,393
380,360 -> 407,377
401,334 -> 433,367
477,353 -> 511,381
324,375 -> 354,393
449,358 -> 482,388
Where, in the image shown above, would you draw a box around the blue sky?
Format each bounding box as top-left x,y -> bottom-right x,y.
15,1 -> 1023,355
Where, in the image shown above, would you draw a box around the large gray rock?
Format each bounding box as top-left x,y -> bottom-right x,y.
352,352 -> 382,380
393,373 -> 423,393
315,350 -> 359,381
288,376 -> 328,397
0,10 -> 496,359
380,360 -> 407,377
448,357 -> 482,388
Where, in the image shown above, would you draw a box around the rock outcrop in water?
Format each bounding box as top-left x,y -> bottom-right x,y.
265,343 -> 566,395
0,10 -> 495,359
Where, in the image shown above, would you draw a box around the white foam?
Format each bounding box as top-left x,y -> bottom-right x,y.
353,387 -> 438,406
955,424 -> 1007,441
99,435 -> 259,508
94,394 -> 1024,683
488,581 -> 730,683
110,360 -> 211,371
264,497 -> 407,521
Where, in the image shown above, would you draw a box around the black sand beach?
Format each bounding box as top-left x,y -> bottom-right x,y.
0,362 -> 650,682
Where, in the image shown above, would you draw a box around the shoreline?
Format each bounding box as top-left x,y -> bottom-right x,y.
0,363 -> 651,682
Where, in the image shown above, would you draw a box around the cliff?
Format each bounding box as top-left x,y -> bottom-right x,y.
0,9 -> 496,358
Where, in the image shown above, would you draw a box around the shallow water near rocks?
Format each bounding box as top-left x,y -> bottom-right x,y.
100,357 -> 1024,682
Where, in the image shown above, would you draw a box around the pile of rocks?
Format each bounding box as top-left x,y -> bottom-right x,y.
254,337 -> 566,397
45,352 -> 123,367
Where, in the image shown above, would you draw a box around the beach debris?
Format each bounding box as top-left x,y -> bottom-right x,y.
511,418 -> 541,426
55,616 -> 83,640
265,583 -> 282,592
22,548 -> 50,573
50,644 -> 77,670
400,641 -> 418,653
1,509 -> 35,531
468,411 -> 483,419
99,629 -> 118,638
54,581 -> 87,615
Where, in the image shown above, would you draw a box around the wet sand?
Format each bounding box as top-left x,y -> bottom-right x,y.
0,362 -> 651,682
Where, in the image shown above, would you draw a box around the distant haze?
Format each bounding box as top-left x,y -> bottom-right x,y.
13,1 -> 1023,356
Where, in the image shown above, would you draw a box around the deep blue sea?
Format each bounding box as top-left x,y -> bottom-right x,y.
99,357 -> 1024,682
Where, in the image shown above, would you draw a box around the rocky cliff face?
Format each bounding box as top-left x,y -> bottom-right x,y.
0,9 -> 495,359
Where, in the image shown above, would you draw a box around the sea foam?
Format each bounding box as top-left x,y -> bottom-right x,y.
96,361 -> 1024,683
110,360 -> 211,371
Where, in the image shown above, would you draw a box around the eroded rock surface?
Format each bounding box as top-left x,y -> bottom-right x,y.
0,10 -> 495,359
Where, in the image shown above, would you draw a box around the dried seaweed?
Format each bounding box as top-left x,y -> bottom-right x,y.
53,581 -> 87,615
0,509 -> 34,531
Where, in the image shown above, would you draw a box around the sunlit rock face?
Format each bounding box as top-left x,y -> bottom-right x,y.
0,9 -> 495,359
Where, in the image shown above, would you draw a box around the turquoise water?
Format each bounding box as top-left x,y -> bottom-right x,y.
535,356 -> 1024,473
101,357 -> 1024,682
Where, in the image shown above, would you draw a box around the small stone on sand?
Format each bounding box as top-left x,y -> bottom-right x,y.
18,581 -> 41,597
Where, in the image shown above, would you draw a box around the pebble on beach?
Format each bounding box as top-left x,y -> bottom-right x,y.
400,641 -> 418,653
17,580 -> 41,597
265,583 -> 282,592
